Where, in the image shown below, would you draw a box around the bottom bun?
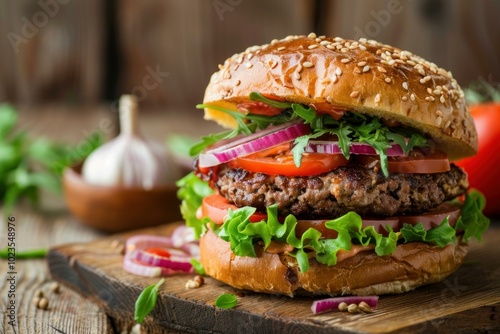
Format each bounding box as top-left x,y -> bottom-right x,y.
200,228 -> 469,297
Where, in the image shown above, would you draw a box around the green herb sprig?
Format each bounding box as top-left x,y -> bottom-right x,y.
134,278 -> 165,324
0,247 -> 48,259
0,104 -> 102,214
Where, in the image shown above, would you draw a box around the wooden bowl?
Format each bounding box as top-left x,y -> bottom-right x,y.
63,164 -> 182,233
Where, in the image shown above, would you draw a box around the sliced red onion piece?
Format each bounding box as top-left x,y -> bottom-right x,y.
123,255 -> 163,277
129,249 -> 193,273
305,141 -> 404,156
199,122 -> 310,167
123,226 -> 200,277
171,225 -> 197,247
311,296 -> 379,314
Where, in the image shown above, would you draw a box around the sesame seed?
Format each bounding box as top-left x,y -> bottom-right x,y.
270,61 -> 278,69
410,93 -> 416,101
402,82 -> 409,90
308,44 -> 319,50
320,40 -> 331,45
350,91 -> 359,98
321,78 -> 331,84
308,32 -> 317,38
359,45 -> 367,51
235,80 -> 241,86
440,95 -> 446,103
296,63 -> 303,73
247,53 -> 253,60
303,61 -> 314,68
433,89 -> 441,95
418,68 -> 426,76
237,57 -> 243,64
223,71 -> 231,79
335,37 -> 344,42
377,66 -> 387,73
293,72 -> 301,80
245,62 -> 253,68
335,68 -> 342,76
326,96 -> 333,103
363,65 -> 370,73
430,96 -> 435,101
388,59 -> 396,66
436,116 -> 443,126
384,77 -> 392,83
357,61 -> 367,67
402,96 -> 408,101
271,39 -> 279,44
341,58 -> 351,63
407,60 -> 416,66
436,110 -> 443,117
424,75 -> 431,82
427,88 -> 433,94
218,64 -> 224,70
374,93 -> 381,103
341,48 -> 349,52
277,46 -> 286,51
332,75 -> 338,83
445,120 -> 451,129
326,44 -> 335,50
354,68 -> 362,74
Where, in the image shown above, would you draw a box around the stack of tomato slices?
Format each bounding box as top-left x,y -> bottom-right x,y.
199,193 -> 462,238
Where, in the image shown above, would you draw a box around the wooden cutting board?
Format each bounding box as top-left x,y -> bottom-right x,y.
48,223 -> 500,333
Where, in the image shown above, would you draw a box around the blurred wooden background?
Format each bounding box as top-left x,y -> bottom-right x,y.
0,0 -> 499,109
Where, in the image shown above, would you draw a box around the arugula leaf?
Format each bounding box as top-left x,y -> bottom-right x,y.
400,218 -> 456,247
189,258 -> 206,275
249,92 -> 292,109
134,278 -> 165,324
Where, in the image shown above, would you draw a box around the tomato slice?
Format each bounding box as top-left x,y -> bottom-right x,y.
144,248 -> 171,258
237,102 -> 283,116
309,102 -> 346,120
356,151 -> 450,174
201,193 -> 267,225
228,143 -> 348,176
201,195 -> 461,237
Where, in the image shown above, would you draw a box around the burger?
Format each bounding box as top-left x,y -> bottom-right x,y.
177,33 -> 490,297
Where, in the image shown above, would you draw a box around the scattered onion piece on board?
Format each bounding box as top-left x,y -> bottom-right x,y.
311,296 -> 379,314
123,226 -> 200,277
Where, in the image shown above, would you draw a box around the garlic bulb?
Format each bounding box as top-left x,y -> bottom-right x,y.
82,95 -> 176,189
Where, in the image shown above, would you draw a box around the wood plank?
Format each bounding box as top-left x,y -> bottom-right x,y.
0,208 -> 114,334
48,223 -> 500,333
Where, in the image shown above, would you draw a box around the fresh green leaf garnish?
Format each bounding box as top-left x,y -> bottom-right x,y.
134,278 -> 165,324
249,92 -> 292,109
176,172 -> 214,238
215,293 -> 238,309
0,247 -> 48,259
0,104 -> 102,214
454,189 -> 490,242
190,258 -> 206,275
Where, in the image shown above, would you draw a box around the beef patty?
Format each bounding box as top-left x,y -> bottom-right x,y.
213,164 -> 468,218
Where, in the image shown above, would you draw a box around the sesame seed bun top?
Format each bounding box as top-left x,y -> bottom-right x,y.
202,33 -> 478,161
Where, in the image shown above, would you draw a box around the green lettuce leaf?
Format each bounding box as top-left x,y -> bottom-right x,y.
176,172 -> 214,238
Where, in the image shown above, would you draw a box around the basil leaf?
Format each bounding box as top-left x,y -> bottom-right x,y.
0,104 -> 18,138
134,278 -> 165,324
215,293 -> 238,309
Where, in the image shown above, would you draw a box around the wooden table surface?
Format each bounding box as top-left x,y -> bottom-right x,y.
1,105 -> 499,334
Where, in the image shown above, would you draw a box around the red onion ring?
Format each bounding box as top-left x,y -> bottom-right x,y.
305,141 -> 404,156
311,295 -> 379,314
